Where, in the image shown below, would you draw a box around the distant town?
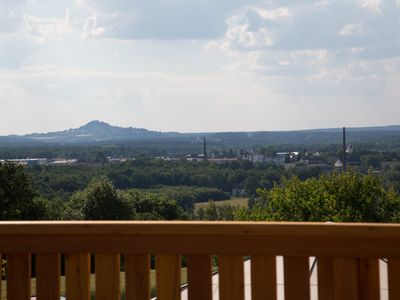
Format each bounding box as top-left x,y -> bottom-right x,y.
0,145 -> 367,174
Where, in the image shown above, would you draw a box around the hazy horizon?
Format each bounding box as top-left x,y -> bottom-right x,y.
1,0 -> 399,135
2,119 -> 400,136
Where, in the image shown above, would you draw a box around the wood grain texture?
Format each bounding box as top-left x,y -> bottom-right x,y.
0,253 -> 2,298
284,256 -> 310,300
358,258 -> 380,300
156,254 -> 181,300
187,255 -> 212,300
125,254 -> 150,300
333,258 -> 359,300
251,255 -> 276,300
95,254 -> 120,300
65,254 -> 90,300
219,255 -> 244,300
3,222 -> 400,256
317,257 -> 334,300
3,221 -> 400,237
36,253 -> 60,300
7,253 -> 31,300
388,258 -> 400,300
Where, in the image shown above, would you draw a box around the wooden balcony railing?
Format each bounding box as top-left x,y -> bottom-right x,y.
1,221 -> 400,300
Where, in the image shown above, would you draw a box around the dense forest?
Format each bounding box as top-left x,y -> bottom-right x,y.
2,151 -> 400,222
26,158 -> 323,200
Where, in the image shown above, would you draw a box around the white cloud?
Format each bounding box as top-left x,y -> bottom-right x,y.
359,0 -> 382,12
290,49 -> 329,67
257,7 -> 292,21
22,10 -> 75,42
81,13 -> 106,39
0,0 -> 400,133
338,23 -> 362,36
69,0 -> 262,40
351,47 -> 365,53
206,0 -> 400,99
210,6 -> 292,52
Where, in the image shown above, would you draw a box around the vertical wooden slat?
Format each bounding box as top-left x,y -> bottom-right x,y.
251,255 -> 276,300
388,258 -> 400,299
187,254 -> 212,300
65,254 -> 90,300
283,256 -> 310,300
0,253 -> 2,299
36,253 -> 60,300
333,258 -> 359,300
219,255 -> 244,300
358,258 -> 380,300
156,254 -> 181,300
125,254 -> 150,300
95,254 -> 120,300
317,257 -> 334,300
7,253 -> 31,300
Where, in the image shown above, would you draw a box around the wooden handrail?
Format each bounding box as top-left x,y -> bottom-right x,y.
1,221 -> 399,300
1,221 -> 400,256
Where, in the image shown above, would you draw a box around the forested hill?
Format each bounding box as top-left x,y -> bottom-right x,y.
1,121 -> 400,148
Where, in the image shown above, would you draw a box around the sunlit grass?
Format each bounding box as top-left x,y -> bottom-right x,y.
194,197 -> 248,210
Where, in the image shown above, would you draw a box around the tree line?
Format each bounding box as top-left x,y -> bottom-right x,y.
2,159 -> 400,223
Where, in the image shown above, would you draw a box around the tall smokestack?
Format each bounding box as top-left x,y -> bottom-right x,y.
203,138 -> 207,162
343,127 -> 347,172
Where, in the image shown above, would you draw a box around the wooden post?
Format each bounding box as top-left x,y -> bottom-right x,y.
7,253 -> 31,300
388,259 -> 400,299
36,253 -> 61,300
156,255 -> 181,300
95,254 -> 120,300
251,255 -> 276,300
318,258 -> 334,300
125,254 -> 150,300
219,255 -> 244,300
333,258 -> 359,300
187,255 -> 212,300
65,254 -> 90,300
358,258 -> 380,300
284,256 -> 310,300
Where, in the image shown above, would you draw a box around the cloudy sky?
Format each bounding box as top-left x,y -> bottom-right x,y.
1,0 -> 399,134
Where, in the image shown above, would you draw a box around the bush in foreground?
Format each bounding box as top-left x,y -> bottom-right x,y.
235,171 -> 400,222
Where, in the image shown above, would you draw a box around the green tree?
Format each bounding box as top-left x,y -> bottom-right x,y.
123,190 -> 186,220
34,197 -> 66,220
0,162 -> 43,220
66,177 -> 132,220
198,201 -> 237,220
203,201 -> 219,220
235,171 -> 400,222
244,175 -> 259,197
361,154 -> 381,169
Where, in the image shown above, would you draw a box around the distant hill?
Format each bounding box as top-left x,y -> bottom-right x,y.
0,121 -> 181,146
1,121 -> 400,147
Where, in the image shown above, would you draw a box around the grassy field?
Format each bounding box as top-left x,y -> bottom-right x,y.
1,268 -> 187,299
194,197 -> 248,210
